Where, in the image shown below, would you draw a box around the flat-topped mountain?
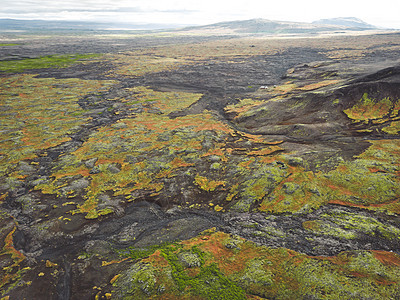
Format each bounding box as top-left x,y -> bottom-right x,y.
313,17 -> 377,29
179,17 -> 380,34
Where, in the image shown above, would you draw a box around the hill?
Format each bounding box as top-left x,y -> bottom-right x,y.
313,17 -> 377,28
0,17 -> 383,36
0,18 -> 181,33
179,17 -> 379,35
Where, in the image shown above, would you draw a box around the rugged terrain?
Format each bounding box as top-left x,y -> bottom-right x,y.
1,31 -> 400,299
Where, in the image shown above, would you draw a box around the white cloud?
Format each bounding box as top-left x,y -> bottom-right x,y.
1,0 -> 399,28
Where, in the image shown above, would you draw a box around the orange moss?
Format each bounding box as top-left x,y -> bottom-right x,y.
372,251 -> 400,267
298,80 -> 340,91
201,148 -> 227,161
170,157 -> 194,168
101,258 -> 129,267
272,82 -> 297,94
344,94 -> 393,123
146,250 -> 170,268
247,146 -> 283,156
238,159 -> 254,169
110,274 -> 121,284
0,193 -> 8,202
194,175 -> 225,192
0,226 -> 26,290
1,227 -> 25,264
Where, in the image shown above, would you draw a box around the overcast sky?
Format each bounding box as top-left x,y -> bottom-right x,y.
1,0 -> 400,29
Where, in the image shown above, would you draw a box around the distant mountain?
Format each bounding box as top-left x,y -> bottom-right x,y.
179,18 -> 379,35
312,17 -> 376,29
0,17 -> 381,35
0,18 -> 181,32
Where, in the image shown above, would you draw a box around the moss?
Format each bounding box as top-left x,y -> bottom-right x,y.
238,259 -> 273,291
178,252 -> 202,268
112,263 -> 158,299
112,230 -> 400,299
0,54 -> 100,72
0,75 -> 114,179
383,121 -> 400,134
194,174 -> 225,192
224,98 -> 264,118
291,252 -> 400,299
298,80 -> 340,91
257,138 -> 400,214
0,226 -> 27,294
258,225 -> 286,238
324,140 -> 400,208
33,84 -> 240,217
343,93 -> 394,123
233,162 -> 288,212
260,170 -> 324,214
303,219 -> 357,239
223,236 -> 243,251
304,210 -> 400,240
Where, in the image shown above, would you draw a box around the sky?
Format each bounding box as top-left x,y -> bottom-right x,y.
1,0 -> 400,29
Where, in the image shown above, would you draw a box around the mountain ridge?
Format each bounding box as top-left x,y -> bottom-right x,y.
179,17 -> 381,34
0,17 -> 382,34
312,17 -> 377,29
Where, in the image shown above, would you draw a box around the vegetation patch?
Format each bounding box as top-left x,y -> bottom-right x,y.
112,230 -> 400,299
343,93 -> 394,123
0,74 -> 115,193
260,138 -> 400,214
0,54 -> 100,72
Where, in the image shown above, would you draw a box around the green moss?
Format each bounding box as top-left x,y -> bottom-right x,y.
160,248 -> 246,299
303,219 -> 357,239
117,240 -> 246,299
238,259 -> 273,290
113,263 -> 158,299
121,242 -> 178,261
305,210 -> 400,240
259,139 -> 400,214
324,151 -> 400,206
0,54 -> 101,72
232,162 -> 288,212
222,236 -> 243,251
258,224 -> 286,238
291,252 -> 400,299
178,251 -> 202,267
112,230 -> 400,299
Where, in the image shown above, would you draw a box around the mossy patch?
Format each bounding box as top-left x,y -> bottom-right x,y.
260,139 -> 400,214
0,54 -> 100,72
383,120 -> 400,134
113,230 -> 400,299
344,93 -> 395,123
0,74 -> 115,178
